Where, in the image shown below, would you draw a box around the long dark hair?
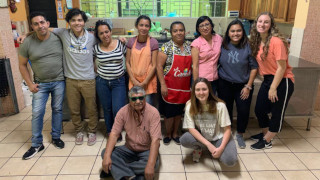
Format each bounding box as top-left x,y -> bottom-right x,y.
222,19 -> 248,50
94,20 -> 112,42
195,16 -> 216,38
189,78 -> 222,117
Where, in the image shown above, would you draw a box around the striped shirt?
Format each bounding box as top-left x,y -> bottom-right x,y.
93,40 -> 127,80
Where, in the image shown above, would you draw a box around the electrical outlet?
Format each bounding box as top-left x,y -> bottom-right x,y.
0,0 -> 8,7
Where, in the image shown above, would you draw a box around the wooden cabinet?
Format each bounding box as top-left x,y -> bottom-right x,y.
239,0 -> 297,23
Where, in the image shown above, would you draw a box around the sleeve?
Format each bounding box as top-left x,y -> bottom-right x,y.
190,38 -> 200,49
126,37 -> 135,49
182,102 -> 196,129
149,110 -> 162,140
160,42 -> 169,54
111,106 -> 125,135
217,102 -> 231,127
52,28 -> 65,36
18,40 -> 28,58
150,38 -> 159,51
272,37 -> 288,61
247,44 -> 258,69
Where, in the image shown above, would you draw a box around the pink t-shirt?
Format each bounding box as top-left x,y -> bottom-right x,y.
256,36 -> 294,82
191,35 -> 223,81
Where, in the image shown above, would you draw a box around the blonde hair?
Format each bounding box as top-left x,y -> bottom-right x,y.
249,12 -> 289,60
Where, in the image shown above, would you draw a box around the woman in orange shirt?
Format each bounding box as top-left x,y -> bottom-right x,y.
249,12 -> 294,150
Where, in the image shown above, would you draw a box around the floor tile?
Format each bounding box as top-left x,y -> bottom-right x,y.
0,157 -> 38,176
312,170 -> 320,179
88,175 -> 104,180
218,171 -> 252,180
0,120 -> 22,131
5,113 -> 32,121
0,143 -> 24,157
295,152 -> 320,169
28,156 -> 67,175
13,143 -> 49,158
155,173 -> 186,180
42,142 -> 75,157
213,155 -> 247,172
91,156 -> 102,175
310,117 -> 320,126
267,153 -> 307,170
1,131 -> 32,143
42,120 -> 52,131
159,141 -> 181,154
293,126 -> 320,138
15,121 -> 32,131
20,105 -> 32,113
280,170 -> 318,180
158,155 -> 184,172
56,175 -> 89,180
249,171 -> 284,180
181,146 -> 194,155
70,141 -> 102,156
239,154 -> 277,171
285,118 -> 308,127
24,176 -> 56,180
281,138 -> 318,152
263,139 -> 291,153
186,172 -> 219,180
276,126 -> 303,139
0,157 -> 8,168
183,154 -> 215,172
305,138 -> 320,151
0,176 -> 23,180
60,156 -> 96,174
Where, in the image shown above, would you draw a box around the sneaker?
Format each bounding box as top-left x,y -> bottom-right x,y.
250,133 -> 264,141
236,134 -> 246,149
192,148 -> 202,163
250,139 -> 272,150
22,144 -> 44,160
75,132 -> 84,145
172,137 -> 181,145
163,137 -> 171,145
87,133 -> 96,146
52,138 -> 65,149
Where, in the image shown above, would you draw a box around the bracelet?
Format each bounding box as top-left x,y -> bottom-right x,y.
244,84 -> 252,90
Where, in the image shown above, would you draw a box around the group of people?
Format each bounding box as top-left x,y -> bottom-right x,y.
18,7 -> 294,180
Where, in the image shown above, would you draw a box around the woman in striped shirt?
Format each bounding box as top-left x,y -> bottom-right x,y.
94,20 -> 127,136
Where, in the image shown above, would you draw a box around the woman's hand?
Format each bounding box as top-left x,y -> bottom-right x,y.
212,147 -> 224,158
207,143 -> 217,156
268,88 -> 278,103
161,84 -> 168,97
240,87 -> 250,100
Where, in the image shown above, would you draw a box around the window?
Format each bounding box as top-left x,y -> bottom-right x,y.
80,0 -> 226,18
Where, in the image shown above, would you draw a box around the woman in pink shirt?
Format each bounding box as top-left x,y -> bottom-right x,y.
191,16 -> 223,94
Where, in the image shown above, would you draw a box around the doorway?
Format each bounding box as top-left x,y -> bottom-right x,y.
28,0 -> 58,27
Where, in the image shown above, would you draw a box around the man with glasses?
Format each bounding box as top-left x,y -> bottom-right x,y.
101,86 -> 161,180
18,11 -> 65,160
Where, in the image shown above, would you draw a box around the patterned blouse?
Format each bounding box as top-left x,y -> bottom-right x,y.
160,40 -> 192,75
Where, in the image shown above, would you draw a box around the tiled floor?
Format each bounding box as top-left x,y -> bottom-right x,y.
1,104 -> 320,180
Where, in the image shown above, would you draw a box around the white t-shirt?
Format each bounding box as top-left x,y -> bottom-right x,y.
183,101 -> 231,141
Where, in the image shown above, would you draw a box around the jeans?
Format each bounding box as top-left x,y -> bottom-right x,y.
31,81 -> 65,147
66,78 -> 98,133
96,76 -> 126,133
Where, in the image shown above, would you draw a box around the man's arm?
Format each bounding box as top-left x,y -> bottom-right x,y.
18,55 -> 38,93
102,132 -> 119,173
144,138 -> 160,180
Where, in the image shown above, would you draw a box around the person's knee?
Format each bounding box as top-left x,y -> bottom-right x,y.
221,155 -> 238,167
179,132 -> 191,146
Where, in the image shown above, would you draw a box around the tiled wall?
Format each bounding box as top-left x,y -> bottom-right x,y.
299,0 -> 320,110
0,8 -> 24,112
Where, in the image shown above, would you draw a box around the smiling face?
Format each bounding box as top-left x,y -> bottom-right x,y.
69,14 -> 85,34
195,82 -> 209,104
136,19 -> 151,36
97,25 -> 112,44
228,24 -> 243,45
171,24 -> 185,44
198,20 -> 212,37
31,16 -> 50,37
129,93 -> 146,111
256,14 -> 272,35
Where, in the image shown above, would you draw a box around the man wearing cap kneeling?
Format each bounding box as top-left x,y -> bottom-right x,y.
101,86 -> 161,180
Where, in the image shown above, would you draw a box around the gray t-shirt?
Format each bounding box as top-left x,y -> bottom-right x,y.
53,28 -> 97,80
19,33 -> 64,83
218,43 -> 258,83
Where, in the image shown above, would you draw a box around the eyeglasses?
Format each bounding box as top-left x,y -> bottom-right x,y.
130,96 -> 145,102
199,23 -> 211,29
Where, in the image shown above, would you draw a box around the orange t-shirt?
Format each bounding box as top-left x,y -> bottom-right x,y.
256,36 -> 294,82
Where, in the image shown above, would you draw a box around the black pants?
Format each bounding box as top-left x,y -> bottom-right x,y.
217,78 -> 254,133
255,75 -> 294,132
